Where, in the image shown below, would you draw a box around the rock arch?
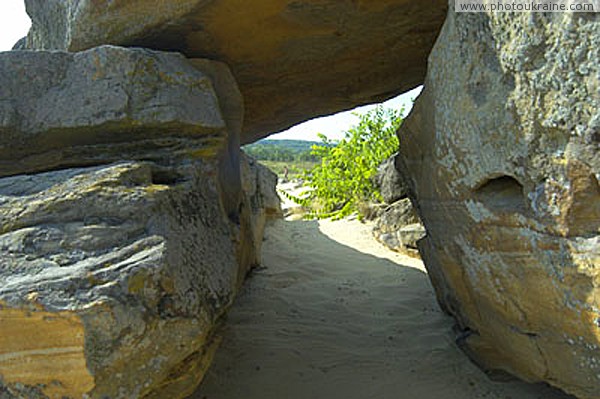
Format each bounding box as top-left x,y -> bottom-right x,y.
1,1 -> 598,398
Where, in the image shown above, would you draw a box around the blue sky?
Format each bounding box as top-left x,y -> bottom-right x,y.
0,0 -> 420,142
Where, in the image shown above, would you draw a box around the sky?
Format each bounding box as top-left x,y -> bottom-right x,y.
0,1 -> 30,51
0,0 -> 421,142
268,87 -> 421,141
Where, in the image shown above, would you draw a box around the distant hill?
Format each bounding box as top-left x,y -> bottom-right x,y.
243,139 -> 323,162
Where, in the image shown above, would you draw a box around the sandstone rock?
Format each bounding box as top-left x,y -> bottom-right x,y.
187,58 -> 245,226
11,37 -> 26,50
0,160 -> 239,399
0,45 -> 228,178
241,154 -> 283,221
374,153 -> 409,204
396,223 -> 426,249
372,198 -> 424,253
398,7 -> 599,398
372,156 -> 423,254
22,0 -> 447,142
0,45 -> 260,399
241,154 -> 283,265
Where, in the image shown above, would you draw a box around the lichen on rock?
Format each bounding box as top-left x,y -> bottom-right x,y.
0,160 -> 238,399
0,45 -> 227,178
398,6 -> 599,398
0,45 -> 279,399
20,0 -> 448,143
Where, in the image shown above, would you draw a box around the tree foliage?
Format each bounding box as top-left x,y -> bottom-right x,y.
290,106 -> 403,220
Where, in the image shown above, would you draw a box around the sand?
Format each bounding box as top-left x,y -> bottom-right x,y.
192,189 -> 573,399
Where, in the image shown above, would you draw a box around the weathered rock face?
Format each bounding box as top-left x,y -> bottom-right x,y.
373,198 -> 425,252
374,154 -> 409,205
0,46 -> 262,398
372,154 -> 425,254
0,46 -> 227,178
241,154 -> 283,265
21,0 -> 447,143
0,161 -> 237,399
398,7 -> 599,398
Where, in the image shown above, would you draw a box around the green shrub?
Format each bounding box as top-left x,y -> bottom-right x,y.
289,105 -> 403,220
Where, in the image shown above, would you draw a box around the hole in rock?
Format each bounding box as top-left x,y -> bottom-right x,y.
150,168 -> 184,186
474,175 -> 527,213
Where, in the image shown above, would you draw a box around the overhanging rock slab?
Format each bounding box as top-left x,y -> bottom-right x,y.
21,0 -> 447,142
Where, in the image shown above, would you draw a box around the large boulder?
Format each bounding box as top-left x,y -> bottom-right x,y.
374,153 -> 409,204
372,198 -> 424,253
398,6 -> 599,398
0,160 -> 238,399
0,46 -> 261,398
0,46 -> 226,178
241,153 -> 283,265
21,0 -> 447,143
372,154 -> 425,254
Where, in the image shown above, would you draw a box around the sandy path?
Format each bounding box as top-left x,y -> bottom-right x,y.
192,218 -> 572,399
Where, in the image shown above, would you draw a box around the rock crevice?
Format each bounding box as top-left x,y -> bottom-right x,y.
0,46 -> 279,399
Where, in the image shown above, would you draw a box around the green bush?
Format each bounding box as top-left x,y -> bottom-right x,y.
290,105 -> 403,220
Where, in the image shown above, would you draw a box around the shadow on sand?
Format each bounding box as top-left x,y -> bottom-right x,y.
191,219 -> 574,399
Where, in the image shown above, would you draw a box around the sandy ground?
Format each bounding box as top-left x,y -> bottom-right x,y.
192,186 -> 573,399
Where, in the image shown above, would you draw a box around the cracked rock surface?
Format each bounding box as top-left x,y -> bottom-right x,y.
20,0 -> 447,142
0,160 -> 238,399
0,45 -> 226,178
0,45 -> 280,399
398,6 -> 599,398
